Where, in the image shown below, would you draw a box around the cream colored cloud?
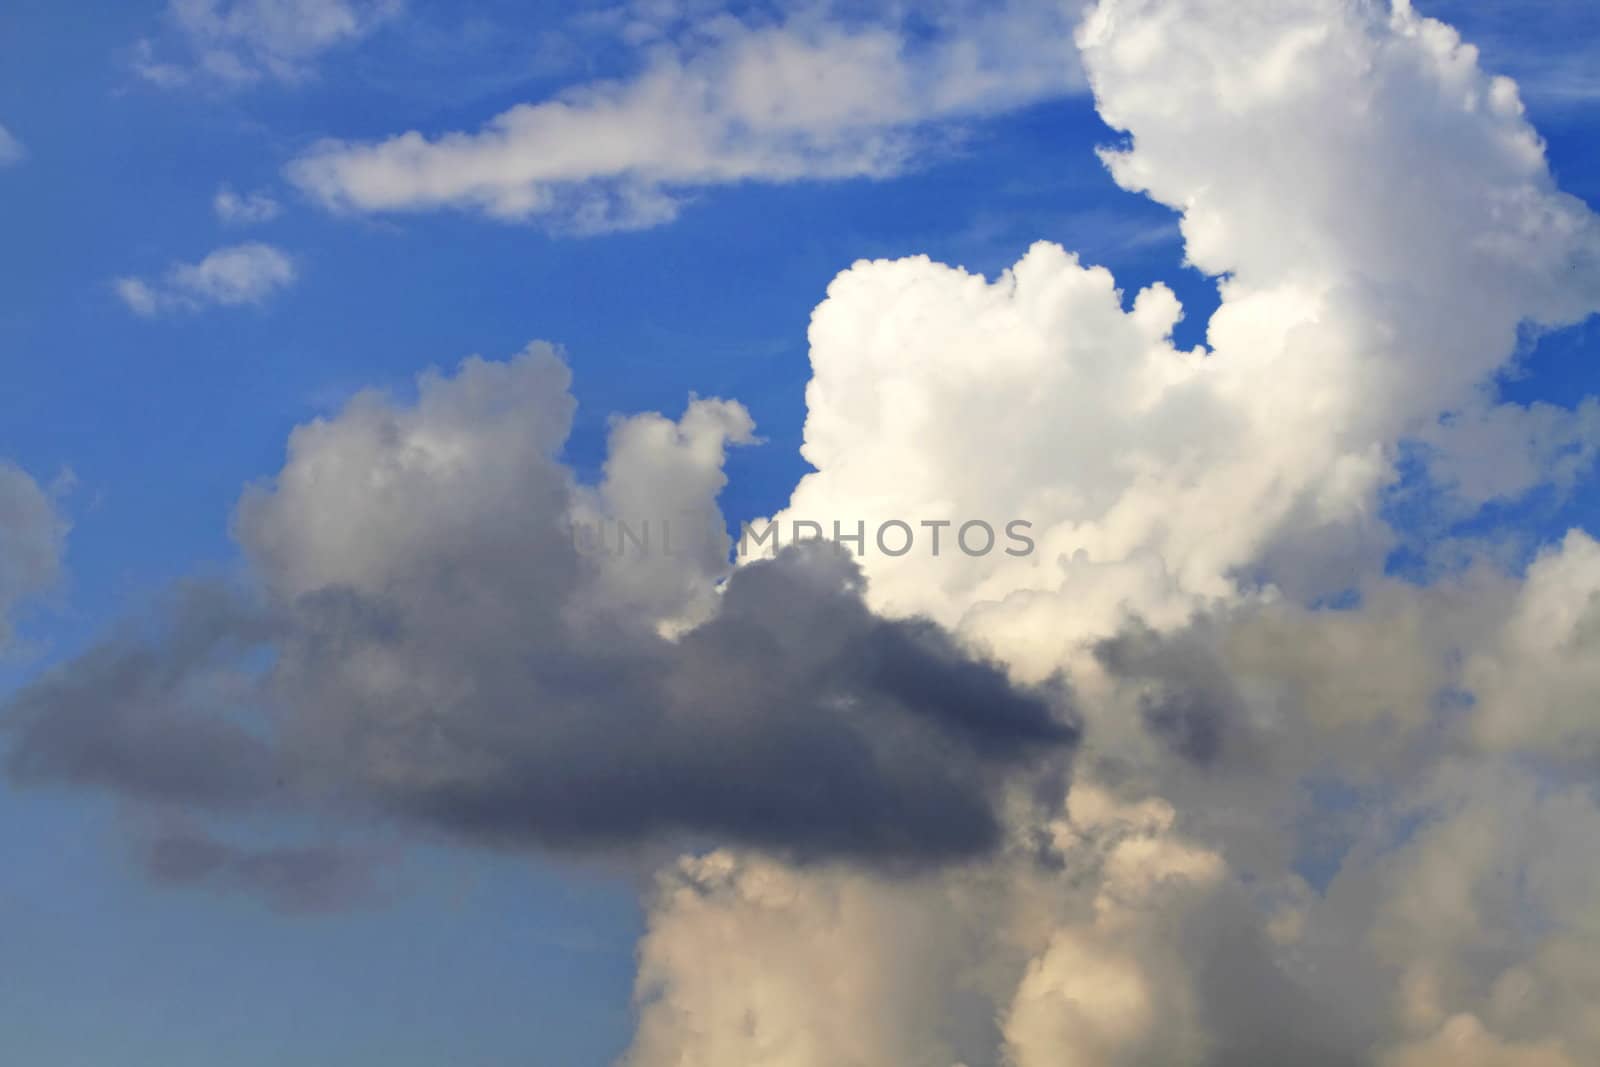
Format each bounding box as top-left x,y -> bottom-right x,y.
625,2 -> 1600,1064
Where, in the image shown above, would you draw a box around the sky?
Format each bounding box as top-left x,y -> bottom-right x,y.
2,1 -> 1600,1065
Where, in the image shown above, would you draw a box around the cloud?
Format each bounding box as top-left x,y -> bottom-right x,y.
1465,529 -> 1600,757
0,462 -> 68,650
6,581 -> 283,807
5,344 -> 1075,869
15,0 -> 1600,1062
619,0 -> 1600,1063
761,0 -> 1599,649
0,123 -> 25,167
1383,1015 -> 1579,1067
115,242 -> 297,316
135,0 -> 400,87
285,2 -> 1086,231
136,827 -> 384,914
1424,0 -> 1600,110
213,184 -> 282,224
626,786 -> 1356,1067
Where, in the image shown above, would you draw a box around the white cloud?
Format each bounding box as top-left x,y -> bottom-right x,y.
1465,530 -> 1600,756
112,277 -> 163,317
115,242 -> 297,316
758,0 -> 1600,649
213,185 -> 282,224
286,2 -> 1087,231
625,1 -> 1600,1064
1425,0 -> 1600,110
18,2 -> 1600,1064
0,123 -> 26,167
136,0 -> 400,87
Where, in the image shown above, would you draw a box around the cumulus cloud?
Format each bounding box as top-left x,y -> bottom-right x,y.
213,184 -> 282,224
285,1 -> 1086,231
135,0 -> 400,86
0,123 -> 26,167
626,786 -> 1356,1067
1426,0 -> 1600,110
620,0 -> 1600,1064
5,345 -> 1074,869
115,242 -> 297,316
14,0 -> 1600,1062
763,0 -> 1599,647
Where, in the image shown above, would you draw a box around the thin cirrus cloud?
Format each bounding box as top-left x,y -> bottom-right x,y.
213,184 -> 281,224
0,123 -> 26,167
114,242 -> 297,316
0,461 -> 67,650
134,0 -> 400,87
285,2 -> 1087,233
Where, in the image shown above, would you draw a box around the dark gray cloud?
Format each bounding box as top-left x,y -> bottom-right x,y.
1093,620 -> 1238,766
6,581 -> 282,807
1,349 -> 1076,896
138,828 -> 383,915
4,544 -> 1073,870
382,542 -> 1077,864
3,348 -> 1075,895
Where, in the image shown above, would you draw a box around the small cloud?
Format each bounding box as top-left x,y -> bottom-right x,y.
284,4 -> 1087,233
130,38 -> 189,87
135,0 -> 401,88
115,242 -> 297,317
214,184 -> 281,224
0,124 -> 27,167
138,828 -> 386,915
113,277 -> 162,317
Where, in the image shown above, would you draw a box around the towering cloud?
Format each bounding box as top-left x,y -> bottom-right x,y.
5,0 -> 1599,1062
623,1 -> 1600,1065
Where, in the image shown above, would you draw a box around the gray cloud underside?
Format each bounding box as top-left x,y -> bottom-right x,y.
4,350 -> 1074,869
7,547 -> 1073,866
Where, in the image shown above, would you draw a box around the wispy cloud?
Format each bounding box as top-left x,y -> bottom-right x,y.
1425,0 -> 1600,109
134,0 -> 401,88
213,184 -> 281,224
0,461 -> 67,649
115,242 -> 297,316
287,2 -> 1088,233
0,123 -> 27,167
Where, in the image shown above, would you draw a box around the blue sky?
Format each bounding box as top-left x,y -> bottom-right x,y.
4,2 -> 1600,1066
